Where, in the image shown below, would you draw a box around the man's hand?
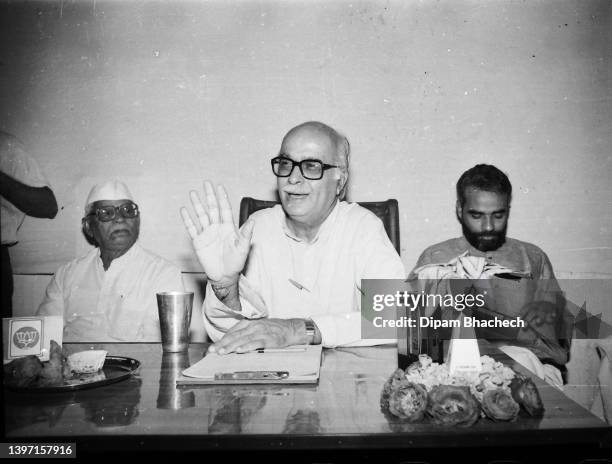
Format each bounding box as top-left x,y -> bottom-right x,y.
208,318 -> 313,355
0,172 -> 58,219
180,181 -> 255,287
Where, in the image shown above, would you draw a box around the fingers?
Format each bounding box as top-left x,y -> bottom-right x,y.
209,319 -> 294,355
208,320 -> 250,353
189,189 -> 210,229
220,337 -> 266,355
217,185 -> 235,226
186,181 -> 235,231
231,339 -> 269,354
237,220 -> 255,253
204,181 -> 220,224
213,330 -> 262,355
180,207 -> 198,239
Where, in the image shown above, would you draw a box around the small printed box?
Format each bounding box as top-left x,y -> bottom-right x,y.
2,316 -> 63,363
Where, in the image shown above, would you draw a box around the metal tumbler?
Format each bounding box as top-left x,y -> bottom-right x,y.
157,351 -> 195,410
156,291 -> 194,352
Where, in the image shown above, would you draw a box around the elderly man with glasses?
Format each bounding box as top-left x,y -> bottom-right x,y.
181,121 -> 405,354
37,180 -> 184,341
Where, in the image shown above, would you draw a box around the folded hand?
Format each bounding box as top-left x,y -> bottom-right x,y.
208,318 -> 306,355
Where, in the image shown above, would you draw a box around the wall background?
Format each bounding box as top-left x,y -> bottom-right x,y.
1,0 -> 610,331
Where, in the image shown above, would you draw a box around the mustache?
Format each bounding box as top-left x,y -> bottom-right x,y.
461,222 -> 507,252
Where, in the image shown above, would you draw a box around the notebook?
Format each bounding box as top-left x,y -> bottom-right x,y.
177,345 -> 323,385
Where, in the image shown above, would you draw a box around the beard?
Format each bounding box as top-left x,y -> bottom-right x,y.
461,222 -> 507,252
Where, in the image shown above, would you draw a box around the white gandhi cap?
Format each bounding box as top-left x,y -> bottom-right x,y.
84,179 -> 134,215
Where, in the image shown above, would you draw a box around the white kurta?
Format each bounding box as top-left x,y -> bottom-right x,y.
37,243 -> 184,342
203,201 -> 406,347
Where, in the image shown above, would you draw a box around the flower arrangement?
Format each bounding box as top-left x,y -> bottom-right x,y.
381,354 -> 544,425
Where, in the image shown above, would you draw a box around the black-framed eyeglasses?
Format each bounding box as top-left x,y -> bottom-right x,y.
271,156 -> 338,180
87,202 -> 139,222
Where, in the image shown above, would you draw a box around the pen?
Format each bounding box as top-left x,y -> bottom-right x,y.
256,347 -> 307,353
288,278 -> 310,292
214,371 -> 290,380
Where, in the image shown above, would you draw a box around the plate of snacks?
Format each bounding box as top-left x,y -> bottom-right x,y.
380,354 -> 544,426
3,340 -> 140,393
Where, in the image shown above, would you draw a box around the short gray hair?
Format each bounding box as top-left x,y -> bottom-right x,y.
334,131 -> 350,200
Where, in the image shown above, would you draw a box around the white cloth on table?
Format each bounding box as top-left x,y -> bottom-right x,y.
37,243 -> 184,342
566,337 -> 612,424
409,252 -> 516,317
498,344 -> 563,389
411,251 -> 517,281
203,201 -> 406,348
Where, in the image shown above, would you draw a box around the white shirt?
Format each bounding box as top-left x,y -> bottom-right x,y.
0,133 -> 52,245
37,243 -> 184,342
203,201 -> 406,347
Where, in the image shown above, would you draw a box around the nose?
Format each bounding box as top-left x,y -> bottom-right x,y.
482,216 -> 494,232
287,163 -> 304,184
113,211 -> 126,223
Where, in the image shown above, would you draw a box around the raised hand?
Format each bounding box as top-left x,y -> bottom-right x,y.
180,181 -> 255,287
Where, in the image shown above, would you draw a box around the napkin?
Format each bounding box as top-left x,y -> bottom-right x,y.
411,251 -> 516,281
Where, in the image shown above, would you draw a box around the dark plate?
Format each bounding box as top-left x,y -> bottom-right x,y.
5,356 -> 140,393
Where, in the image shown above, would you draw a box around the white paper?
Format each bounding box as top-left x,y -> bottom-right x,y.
182,345 -> 322,381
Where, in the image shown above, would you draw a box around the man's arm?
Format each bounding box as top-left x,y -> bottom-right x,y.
208,317 -> 322,354
0,171 -> 58,218
524,248 -> 573,365
36,269 -> 65,317
180,181 -> 254,312
310,219 -> 406,348
207,209 -> 405,352
202,273 -> 269,342
411,248 -> 435,273
209,281 -> 241,311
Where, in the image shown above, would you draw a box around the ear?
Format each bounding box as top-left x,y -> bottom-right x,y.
337,172 -> 348,196
455,200 -> 462,222
82,218 -> 93,238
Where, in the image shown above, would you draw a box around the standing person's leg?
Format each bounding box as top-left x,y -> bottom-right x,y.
1,244 -> 13,317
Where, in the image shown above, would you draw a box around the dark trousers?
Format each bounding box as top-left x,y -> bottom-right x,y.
1,244 -> 13,318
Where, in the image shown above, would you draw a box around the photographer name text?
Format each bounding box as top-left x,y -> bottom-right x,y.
372,315 -> 526,329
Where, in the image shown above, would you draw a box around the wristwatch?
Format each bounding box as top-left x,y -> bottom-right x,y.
304,318 -> 316,345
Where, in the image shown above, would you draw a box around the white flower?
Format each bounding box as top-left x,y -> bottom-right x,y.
402,355 -> 516,399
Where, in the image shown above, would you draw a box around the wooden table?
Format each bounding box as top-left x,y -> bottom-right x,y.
3,343 -> 611,461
